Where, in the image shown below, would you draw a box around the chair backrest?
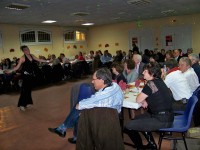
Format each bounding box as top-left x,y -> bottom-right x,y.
193,85 -> 200,98
182,95 -> 198,129
77,83 -> 95,101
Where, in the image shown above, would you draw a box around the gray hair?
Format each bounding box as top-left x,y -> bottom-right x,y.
189,53 -> 199,63
95,68 -> 112,85
133,54 -> 142,62
179,57 -> 191,66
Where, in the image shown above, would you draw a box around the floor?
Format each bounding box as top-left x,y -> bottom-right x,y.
0,76 -> 171,150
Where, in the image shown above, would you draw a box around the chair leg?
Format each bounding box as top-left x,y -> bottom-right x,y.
158,132 -> 164,150
182,132 -> 188,150
172,140 -> 177,150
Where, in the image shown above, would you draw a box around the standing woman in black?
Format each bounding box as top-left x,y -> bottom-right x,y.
5,45 -> 49,111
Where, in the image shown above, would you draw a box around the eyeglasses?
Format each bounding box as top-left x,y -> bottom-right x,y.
92,78 -> 98,81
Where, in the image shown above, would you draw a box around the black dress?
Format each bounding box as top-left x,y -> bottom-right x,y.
18,55 -> 37,107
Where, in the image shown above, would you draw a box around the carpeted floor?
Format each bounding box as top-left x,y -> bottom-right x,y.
0,76 -> 171,150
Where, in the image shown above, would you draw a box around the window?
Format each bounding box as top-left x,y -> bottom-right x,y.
38,31 -> 51,42
20,30 -> 52,45
64,30 -> 86,43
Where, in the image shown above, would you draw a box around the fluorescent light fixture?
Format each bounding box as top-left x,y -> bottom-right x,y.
5,3 -> 30,10
42,20 -> 57,23
82,23 -> 94,26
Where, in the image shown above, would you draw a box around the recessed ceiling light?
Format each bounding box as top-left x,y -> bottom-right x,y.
42,20 -> 57,23
82,23 -> 94,26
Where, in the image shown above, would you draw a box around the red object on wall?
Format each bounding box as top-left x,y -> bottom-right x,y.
166,35 -> 173,46
132,37 -> 138,44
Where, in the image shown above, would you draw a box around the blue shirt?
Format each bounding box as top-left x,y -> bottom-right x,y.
100,55 -> 112,64
78,82 -> 123,113
123,69 -> 138,84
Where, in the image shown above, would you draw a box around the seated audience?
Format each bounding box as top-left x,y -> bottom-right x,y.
179,57 -> 199,92
183,48 -> 193,57
100,50 -> 112,67
51,54 -> 60,66
132,54 -> 145,79
113,50 -> 123,63
77,52 -> 85,61
158,49 -> 166,62
164,59 -> 192,111
48,68 -> 124,144
123,59 -> 138,83
165,50 -> 174,61
142,49 -> 150,64
60,53 -> 70,64
173,49 -> 182,62
111,62 -> 127,84
124,62 -> 174,150
188,53 -> 200,83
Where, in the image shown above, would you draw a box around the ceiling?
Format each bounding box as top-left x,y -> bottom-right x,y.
0,0 -> 200,27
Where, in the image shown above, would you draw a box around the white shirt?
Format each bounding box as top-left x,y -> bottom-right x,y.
182,67 -> 199,92
164,70 -> 192,100
135,62 -> 140,74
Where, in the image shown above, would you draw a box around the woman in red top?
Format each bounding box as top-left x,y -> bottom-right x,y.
77,52 -> 85,61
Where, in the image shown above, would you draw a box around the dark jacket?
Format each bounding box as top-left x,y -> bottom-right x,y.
76,107 -> 124,150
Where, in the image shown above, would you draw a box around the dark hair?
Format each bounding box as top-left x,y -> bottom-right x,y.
164,59 -> 178,69
124,59 -> 135,70
95,68 -> 112,85
111,62 -> 124,73
165,50 -> 173,58
20,45 -> 28,51
143,62 -> 161,78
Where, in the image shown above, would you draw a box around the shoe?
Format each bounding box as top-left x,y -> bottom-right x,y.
20,106 -> 25,111
68,137 -> 76,144
26,104 -> 33,109
48,128 -> 66,138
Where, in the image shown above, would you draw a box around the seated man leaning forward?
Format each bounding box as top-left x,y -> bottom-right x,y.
48,68 -> 124,144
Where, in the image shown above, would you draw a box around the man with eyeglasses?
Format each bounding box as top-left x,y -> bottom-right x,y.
48,68 -> 124,145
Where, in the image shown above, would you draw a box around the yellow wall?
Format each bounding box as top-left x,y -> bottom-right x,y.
88,13 -> 200,54
0,13 -> 200,60
0,25 -> 88,59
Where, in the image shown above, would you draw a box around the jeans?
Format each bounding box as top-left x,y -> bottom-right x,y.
60,102 -> 81,137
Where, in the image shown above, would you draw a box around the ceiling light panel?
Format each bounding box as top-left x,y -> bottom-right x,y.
5,3 -> 30,10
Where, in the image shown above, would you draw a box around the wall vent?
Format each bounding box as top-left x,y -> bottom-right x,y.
5,3 -> 30,10
161,9 -> 176,15
72,12 -> 90,17
127,0 -> 151,6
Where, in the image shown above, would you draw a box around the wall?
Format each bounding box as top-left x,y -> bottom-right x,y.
0,13 -> 200,60
87,13 -> 200,55
0,24 -> 88,59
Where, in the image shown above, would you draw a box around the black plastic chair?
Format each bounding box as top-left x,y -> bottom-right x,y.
158,95 -> 198,150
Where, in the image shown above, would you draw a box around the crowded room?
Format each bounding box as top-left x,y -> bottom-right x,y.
0,0 -> 200,150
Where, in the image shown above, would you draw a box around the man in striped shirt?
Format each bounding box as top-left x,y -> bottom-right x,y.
48,68 -> 123,144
